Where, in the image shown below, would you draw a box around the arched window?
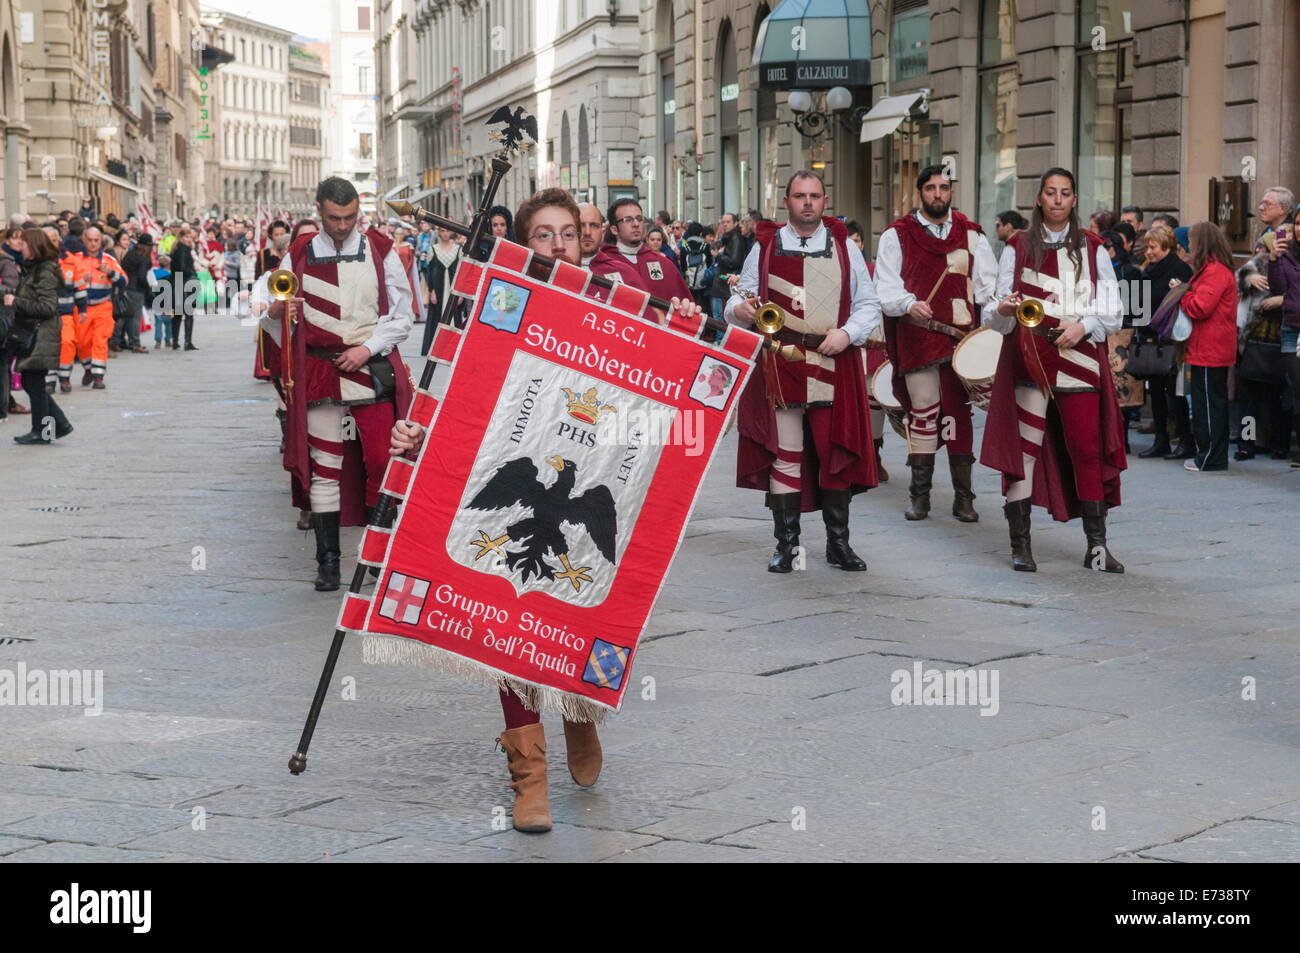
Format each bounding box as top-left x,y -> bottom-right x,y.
560,111 -> 571,166
577,106 -> 589,163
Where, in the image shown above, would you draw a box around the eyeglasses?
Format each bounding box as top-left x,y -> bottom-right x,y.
530,229 -> 578,243
615,215 -> 645,225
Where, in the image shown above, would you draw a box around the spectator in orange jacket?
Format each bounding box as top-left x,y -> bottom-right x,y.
71,226 -> 127,389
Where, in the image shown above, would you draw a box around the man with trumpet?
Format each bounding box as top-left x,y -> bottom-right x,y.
980,167 -> 1126,573
875,164 -> 998,523
725,170 -> 881,574
272,177 -> 415,591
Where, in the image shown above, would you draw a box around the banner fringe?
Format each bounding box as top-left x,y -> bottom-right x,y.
361,634 -> 612,725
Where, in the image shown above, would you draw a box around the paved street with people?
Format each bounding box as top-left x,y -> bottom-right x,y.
2,316 -> 1298,863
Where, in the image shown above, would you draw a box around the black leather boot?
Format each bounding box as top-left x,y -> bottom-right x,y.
765,492 -> 801,573
904,453 -> 934,521
1080,501 -> 1124,573
1138,436 -> 1171,458
820,489 -> 866,571
949,453 -> 979,522
313,511 -> 342,591
874,438 -> 889,483
1003,499 -> 1036,572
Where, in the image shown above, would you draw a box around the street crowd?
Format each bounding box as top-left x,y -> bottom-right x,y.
5,183 -> 1299,475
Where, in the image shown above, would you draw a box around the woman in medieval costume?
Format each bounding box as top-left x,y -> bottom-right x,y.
979,167 -> 1127,573
389,190 -> 703,833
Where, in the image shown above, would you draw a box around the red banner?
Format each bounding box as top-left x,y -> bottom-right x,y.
354,252 -> 762,720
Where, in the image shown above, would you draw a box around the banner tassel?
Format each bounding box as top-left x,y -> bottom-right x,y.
361,634 -> 612,725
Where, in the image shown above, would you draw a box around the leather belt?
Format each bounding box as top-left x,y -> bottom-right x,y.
773,328 -> 829,350
307,347 -> 346,360
899,313 -> 969,340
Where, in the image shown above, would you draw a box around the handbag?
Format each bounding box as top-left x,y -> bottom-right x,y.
1149,283 -> 1192,343
1237,339 -> 1284,384
1125,336 -> 1176,377
0,304 -> 36,358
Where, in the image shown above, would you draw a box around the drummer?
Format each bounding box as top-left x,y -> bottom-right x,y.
875,164 -> 998,522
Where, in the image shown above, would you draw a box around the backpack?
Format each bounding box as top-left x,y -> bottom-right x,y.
681,237 -> 712,291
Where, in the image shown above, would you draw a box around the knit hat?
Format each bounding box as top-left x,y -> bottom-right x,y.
136,233 -> 153,246
1174,226 -> 1190,252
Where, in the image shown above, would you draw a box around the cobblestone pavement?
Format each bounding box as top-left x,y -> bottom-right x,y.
1,314 -> 1298,863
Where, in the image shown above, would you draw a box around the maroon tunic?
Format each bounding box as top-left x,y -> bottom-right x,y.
588,243 -> 692,302
282,229 -> 414,526
980,228 -> 1126,521
883,211 -> 984,374
736,217 -> 875,511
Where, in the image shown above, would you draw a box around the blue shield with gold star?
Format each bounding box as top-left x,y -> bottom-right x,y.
582,639 -> 630,693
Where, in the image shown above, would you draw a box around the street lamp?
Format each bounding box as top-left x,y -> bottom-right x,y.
785,86 -> 867,140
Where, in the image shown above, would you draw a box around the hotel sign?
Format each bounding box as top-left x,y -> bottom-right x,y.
759,60 -> 870,90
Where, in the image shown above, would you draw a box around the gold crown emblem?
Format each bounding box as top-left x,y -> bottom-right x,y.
562,387 -> 616,425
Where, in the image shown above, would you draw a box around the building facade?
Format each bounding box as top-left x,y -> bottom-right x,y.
289,40 -> 331,216
201,8 -> 292,217
640,0 -> 1298,253
330,0 -> 378,211
150,0 -> 207,220
1,0 -> 28,219
388,0 -> 641,223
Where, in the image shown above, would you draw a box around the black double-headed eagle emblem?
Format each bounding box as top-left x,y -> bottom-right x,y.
467,456 -> 616,592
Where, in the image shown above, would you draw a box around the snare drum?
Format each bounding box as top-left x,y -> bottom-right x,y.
951,327 -> 1002,410
870,359 -> 901,410
869,359 -> 908,438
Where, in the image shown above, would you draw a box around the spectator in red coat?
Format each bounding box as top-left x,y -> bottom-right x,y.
589,198 -> 693,311
1179,222 -> 1239,472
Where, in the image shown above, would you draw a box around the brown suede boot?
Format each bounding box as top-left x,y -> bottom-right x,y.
498,723 -> 552,832
562,719 -> 602,787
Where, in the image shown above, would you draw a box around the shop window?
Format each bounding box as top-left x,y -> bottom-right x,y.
977,0 -> 1017,232
891,0 -> 930,86
1075,0 -> 1133,216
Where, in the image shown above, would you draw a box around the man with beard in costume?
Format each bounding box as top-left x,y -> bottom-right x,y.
725,170 -> 881,573
875,165 -> 998,522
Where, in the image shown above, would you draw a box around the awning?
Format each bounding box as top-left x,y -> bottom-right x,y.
858,91 -> 927,143
89,167 -> 143,194
754,0 -> 872,90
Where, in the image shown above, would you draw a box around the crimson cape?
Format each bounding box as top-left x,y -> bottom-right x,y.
735,217 -> 876,512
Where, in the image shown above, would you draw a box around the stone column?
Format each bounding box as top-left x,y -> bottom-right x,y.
1130,0 -> 1185,218
1013,0 -> 1073,211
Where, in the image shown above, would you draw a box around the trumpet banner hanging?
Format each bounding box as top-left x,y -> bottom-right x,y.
344,240 -> 763,721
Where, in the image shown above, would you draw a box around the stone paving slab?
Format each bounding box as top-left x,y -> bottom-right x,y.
1139,820 -> 1300,863
1,316 -> 1297,862
3,803 -> 192,847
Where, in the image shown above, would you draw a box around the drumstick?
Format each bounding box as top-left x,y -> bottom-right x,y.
922,266 -> 951,306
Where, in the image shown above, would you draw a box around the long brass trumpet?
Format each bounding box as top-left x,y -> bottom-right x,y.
752,299 -> 786,336
1015,297 -> 1061,340
742,293 -> 802,362
1016,297 -> 1044,327
268,269 -> 298,301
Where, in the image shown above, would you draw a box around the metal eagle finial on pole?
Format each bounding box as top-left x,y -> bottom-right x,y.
287,107 -> 536,777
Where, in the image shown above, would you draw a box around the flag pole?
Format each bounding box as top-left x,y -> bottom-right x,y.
288,118 -> 525,776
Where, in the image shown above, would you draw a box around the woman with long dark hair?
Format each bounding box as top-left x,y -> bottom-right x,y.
979,168 -> 1127,573
1180,222 -> 1239,472
10,229 -> 73,444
